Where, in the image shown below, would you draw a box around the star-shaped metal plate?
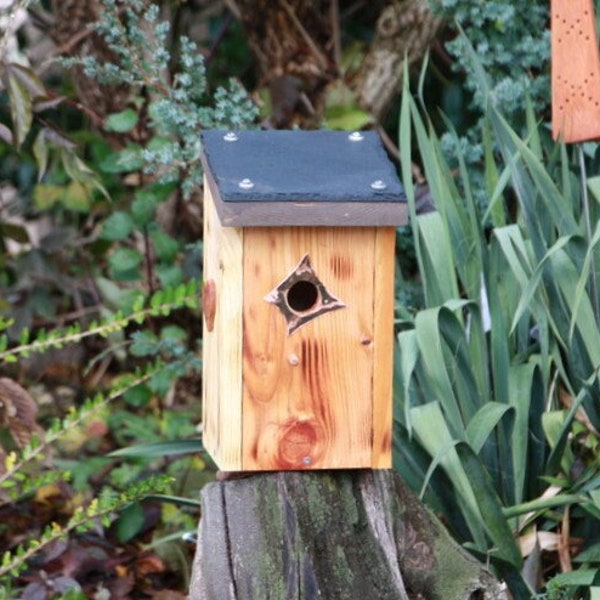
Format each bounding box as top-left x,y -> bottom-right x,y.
264,254 -> 346,335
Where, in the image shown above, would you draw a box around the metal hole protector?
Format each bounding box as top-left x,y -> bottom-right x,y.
264,254 -> 346,335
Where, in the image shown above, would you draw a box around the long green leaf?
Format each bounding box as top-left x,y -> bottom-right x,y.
109,439 -> 203,458
416,212 -> 460,305
397,329 -> 419,435
410,402 -> 487,550
7,70 -> 32,148
551,248 -> 600,369
510,235 -> 573,333
414,308 -> 465,435
507,364 -> 539,505
482,119 -> 510,227
456,443 -> 523,567
569,219 -> 600,341
466,403 -> 512,454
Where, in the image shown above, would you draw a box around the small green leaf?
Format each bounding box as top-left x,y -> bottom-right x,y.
62,181 -> 92,212
151,228 -> 180,262
7,63 -> 47,100
108,247 -> 143,274
117,144 -> 144,171
32,129 -> 50,181
101,211 -> 135,241
123,384 -> 153,407
147,135 -> 170,152
324,80 -> 373,130
160,324 -> 186,342
61,151 -> 95,182
104,109 -> 139,133
7,72 -> 32,147
130,330 -> 159,357
116,502 -> 145,543
100,144 -> 144,173
156,263 -> 183,287
33,184 -> 64,210
149,368 -> 175,397
132,191 -> 159,225
325,107 -> 372,131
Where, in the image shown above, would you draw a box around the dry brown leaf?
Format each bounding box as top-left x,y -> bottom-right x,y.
558,506 -> 573,573
519,530 -> 561,556
136,553 -> 166,576
559,385 -> 599,435
0,377 -> 43,448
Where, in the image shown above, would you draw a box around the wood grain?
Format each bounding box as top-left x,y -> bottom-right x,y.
202,182 -> 244,470
552,0 -> 600,142
241,227 -> 378,470
371,228 -> 396,468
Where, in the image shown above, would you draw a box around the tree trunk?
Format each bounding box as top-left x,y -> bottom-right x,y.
349,0 -> 443,122
189,470 -> 506,600
225,0 -> 336,128
226,0 -> 442,127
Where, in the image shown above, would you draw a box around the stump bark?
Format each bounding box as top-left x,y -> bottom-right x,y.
189,469 -> 505,600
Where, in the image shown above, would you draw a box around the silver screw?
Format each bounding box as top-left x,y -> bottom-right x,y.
348,131 -> 364,142
223,131 -> 238,142
302,456 -> 312,465
238,178 -> 254,189
370,179 -> 387,190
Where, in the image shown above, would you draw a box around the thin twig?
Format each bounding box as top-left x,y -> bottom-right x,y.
205,11 -> 234,69
223,0 -> 241,20
376,124 -> 425,184
279,0 -> 329,71
376,125 -> 399,162
330,0 -> 341,71
51,27 -> 94,57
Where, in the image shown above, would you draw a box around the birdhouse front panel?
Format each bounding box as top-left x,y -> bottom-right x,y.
200,130 -> 406,471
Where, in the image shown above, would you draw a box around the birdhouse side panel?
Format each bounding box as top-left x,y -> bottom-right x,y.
202,182 -> 244,470
371,227 -> 396,468
241,227 -> 378,470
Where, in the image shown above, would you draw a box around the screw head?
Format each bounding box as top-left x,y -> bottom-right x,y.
348,131 -> 364,142
223,131 -> 238,142
238,178 -> 254,189
302,456 -> 312,465
370,179 -> 387,190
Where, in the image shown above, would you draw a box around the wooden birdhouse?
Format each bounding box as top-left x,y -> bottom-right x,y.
200,130 -> 407,471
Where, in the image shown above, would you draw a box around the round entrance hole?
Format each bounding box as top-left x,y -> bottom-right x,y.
287,280 -> 319,313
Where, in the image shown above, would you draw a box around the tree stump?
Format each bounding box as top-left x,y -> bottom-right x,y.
189,469 -> 506,600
